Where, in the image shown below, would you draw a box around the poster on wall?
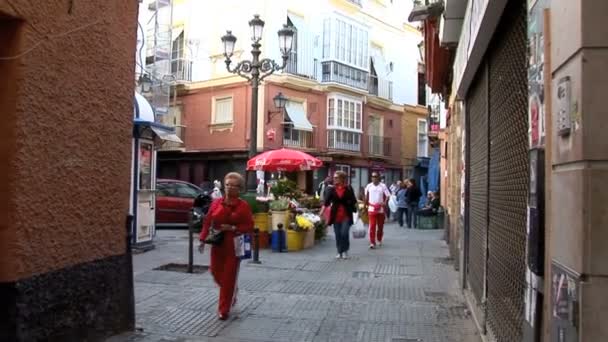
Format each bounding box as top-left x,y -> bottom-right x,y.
139,142 -> 153,190
528,0 -> 548,148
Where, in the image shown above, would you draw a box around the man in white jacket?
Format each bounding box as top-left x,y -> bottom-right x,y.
365,172 -> 391,249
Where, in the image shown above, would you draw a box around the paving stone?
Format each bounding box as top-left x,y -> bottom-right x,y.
107,223 -> 480,342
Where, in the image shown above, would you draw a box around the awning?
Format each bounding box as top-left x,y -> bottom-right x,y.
133,119 -> 183,144
150,125 -> 183,143
284,101 -> 313,132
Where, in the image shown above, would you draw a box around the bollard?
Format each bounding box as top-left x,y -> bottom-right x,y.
249,227 -> 262,264
277,223 -> 286,253
187,211 -> 194,273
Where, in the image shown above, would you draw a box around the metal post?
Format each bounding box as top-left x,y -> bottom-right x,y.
250,227 -> 262,264
187,213 -> 194,273
247,42 -> 261,193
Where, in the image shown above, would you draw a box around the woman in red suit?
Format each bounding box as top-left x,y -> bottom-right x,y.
199,172 -> 253,320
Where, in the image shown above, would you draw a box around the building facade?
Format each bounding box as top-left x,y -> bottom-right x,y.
139,0 -> 425,191
415,0 -> 608,341
0,1 -> 138,341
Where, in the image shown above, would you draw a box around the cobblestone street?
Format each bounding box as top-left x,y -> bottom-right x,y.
108,223 -> 480,342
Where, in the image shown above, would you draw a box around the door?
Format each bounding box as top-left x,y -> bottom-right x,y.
173,182 -> 200,223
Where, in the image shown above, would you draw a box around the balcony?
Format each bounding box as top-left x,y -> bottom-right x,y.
285,51 -> 298,75
171,58 -> 193,83
327,129 -> 361,152
368,75 -> 394,101
321,61 -> 369,91
283,127 -> 314,149
368,135 -> 392,157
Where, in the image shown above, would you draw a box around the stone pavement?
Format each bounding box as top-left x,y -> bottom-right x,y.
107,222 -> 480,342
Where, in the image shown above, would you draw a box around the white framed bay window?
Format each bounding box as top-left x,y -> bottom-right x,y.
327,95 -> 363,152
417,118 -> 429,157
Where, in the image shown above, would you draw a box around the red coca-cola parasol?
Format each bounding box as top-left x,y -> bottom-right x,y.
247,148 -> 323,172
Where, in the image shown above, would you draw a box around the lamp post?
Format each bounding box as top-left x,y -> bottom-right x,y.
221,15 -> 295,192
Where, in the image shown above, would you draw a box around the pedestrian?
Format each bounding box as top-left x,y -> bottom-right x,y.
320,171 -> 357,259
405,178 -> 422,228
389,180 -> 399,195
419,191 -> 440,216
199,172 -> 254,321
365,172 -> 391,248
396,181 -> 409,228
317,176 -> 333,202
211,179 -> 223,200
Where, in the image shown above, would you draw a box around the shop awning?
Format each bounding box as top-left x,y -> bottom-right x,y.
133,92 -> 183,144
284,101 -> 313,132
150,125 -> 183,143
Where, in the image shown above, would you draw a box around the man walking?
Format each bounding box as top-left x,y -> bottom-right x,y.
365,172 -> 391,249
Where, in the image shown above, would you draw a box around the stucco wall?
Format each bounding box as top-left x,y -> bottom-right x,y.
363,104 -> 403,166
183,83 -> 250,152
0,1 -> 137,282
402,105 -> 428,168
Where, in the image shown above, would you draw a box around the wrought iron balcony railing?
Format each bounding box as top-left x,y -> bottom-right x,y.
283,127 -> 314,149
327,129 -> 361,152
321,61 -> 369,90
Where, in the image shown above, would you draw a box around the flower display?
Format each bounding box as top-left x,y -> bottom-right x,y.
295,215 -> 315,231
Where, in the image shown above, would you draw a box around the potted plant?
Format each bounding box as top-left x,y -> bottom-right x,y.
269,197 -> 290,231
270,178 -> 301,199
295,214 -> 316,249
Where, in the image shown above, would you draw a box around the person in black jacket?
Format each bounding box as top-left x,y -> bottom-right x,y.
405,178 -> 422,228
320,171 -> 357,259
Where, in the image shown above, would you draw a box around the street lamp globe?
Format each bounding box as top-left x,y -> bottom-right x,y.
278,24 -> 295,56
249,14 -> 265,42
221,30 -> 237,58
273,92 -> 288,110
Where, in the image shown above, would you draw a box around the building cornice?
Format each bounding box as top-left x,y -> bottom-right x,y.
366,96 -> 404,113
403,104 -> 428,116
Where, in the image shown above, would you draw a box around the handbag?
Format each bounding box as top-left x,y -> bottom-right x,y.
234,234 -> 252,260
204,227 -> 224,246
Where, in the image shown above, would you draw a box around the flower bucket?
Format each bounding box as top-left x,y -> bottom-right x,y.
286,230 -> 305,251
254,212 -> 270,233
303,229 -> 315,249
257,231 -> 270,249
271,210 -> 290,231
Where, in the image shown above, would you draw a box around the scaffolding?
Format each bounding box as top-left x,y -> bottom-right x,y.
145,0 -> 173,119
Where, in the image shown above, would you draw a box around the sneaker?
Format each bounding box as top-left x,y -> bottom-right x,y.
378,241 -> 383,247
336,253 -> 343,259
342,252 -> 350,259
369,244 -> 375,249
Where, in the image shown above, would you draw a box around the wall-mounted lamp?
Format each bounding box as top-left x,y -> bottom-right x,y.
138,74 -> 153,94
267,92 -> 288,123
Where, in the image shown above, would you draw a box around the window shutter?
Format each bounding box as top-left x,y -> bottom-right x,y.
215,98 -> 233,123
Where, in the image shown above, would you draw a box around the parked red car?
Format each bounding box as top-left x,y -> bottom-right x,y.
155,179 -> 202,228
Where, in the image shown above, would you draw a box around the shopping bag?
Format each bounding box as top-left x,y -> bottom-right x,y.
388,195 -> 398,213
352,217 -> 366,239
322,205 -> 331,223
234,234 -> 252,260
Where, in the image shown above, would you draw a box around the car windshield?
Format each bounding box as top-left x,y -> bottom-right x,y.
176,184 -> 200,198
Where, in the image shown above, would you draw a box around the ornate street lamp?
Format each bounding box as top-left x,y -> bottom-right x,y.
221,15 -> 295,192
